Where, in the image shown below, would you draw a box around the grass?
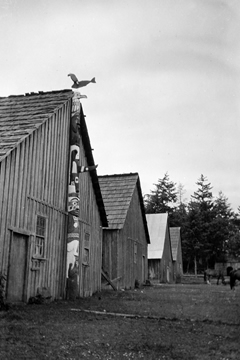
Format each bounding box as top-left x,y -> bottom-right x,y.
0,283 -> 239,359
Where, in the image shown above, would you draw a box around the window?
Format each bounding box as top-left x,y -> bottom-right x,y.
31,259 -> 41,271
34,215 -> 46,258
83,248 -> 90,265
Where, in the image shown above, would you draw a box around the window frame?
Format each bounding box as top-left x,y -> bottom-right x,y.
33,214 -> 48,260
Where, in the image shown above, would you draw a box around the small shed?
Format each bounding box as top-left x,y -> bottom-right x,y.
0,90 -> 107,302
215,257 -> 240,276
98,173 -> 150,290
147,213 -> 173,283
170,227 -> 183,281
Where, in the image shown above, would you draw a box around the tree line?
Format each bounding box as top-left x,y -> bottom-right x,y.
144,173 -> 240,274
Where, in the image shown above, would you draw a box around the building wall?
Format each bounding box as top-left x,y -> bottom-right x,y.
75,132 -> 103,298
215,260 -> 240,276
102,230 -> 118,281
119,186 -> 148,289
0,100 -> 71,302
103,185 -> 148,290
148,259 -> 161,280
173,239 -> 183,281
160,227 -> 173,283
148,227 -> 174,284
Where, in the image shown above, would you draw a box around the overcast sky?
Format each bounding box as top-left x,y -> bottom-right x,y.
0,0 -> 239,211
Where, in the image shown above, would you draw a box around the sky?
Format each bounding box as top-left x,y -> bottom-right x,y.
0,0 -> 239,211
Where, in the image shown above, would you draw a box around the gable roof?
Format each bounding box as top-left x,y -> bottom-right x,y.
0,89 -> 73,163
0,89 -> 108,227
146,213 -> 168,259
170,227 -> 181,261
98,173 -> 150,243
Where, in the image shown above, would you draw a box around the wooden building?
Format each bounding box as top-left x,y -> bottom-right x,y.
67,93 -> 108,298
215,257 -> 240,276
98,173 -> 150,290
147,213 -> 173,283
0,90 -> 107,302
169,227 -> 183,282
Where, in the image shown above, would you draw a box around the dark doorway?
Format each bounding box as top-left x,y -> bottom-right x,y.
7,233 -> 28,302
227,266 -> 233,276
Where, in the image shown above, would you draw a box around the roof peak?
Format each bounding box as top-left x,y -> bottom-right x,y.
1,89 -> 73,99
98,172 -> 139,178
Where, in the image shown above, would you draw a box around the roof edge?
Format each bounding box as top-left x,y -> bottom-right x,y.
79,106 -> 108,227
98,172 -> 139,178
0,93 -> 74,163
136,176 -> 150,244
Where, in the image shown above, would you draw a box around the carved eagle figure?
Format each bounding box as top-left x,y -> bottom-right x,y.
68,73 -> 96,89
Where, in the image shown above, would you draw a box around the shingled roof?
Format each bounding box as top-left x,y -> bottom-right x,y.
170,227 -> 181,261
0,89 -> 108,227
0,89 -> 73,162
98,173 -> 150,242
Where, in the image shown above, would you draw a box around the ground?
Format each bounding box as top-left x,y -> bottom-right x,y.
0,279 -> 239,359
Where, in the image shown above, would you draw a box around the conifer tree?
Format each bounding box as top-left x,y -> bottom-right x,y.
184,175 -> 214,273
208,191 -> 234,265
144,172 -> 177,215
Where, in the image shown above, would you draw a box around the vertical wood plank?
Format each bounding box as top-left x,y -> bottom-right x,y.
2,152 -> 16,272
51,114 -> 58,206
41,121 -> 48,201
0,158 -> 6,270
44,120 -> 51,202
47,114 -> 55,205
11,144 -> 20,227
25,134 -> 33,230
53,112 -> 60,207
15,141 -> 25,228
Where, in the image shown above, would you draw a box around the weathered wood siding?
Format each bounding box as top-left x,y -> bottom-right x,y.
77,133 -> 103,297
102,230 -> 118,281
148,259 -> 160,280
173,240 -> 183,280
160,227 -> 173,283
148,227 -> 174,283
0,100 -> 71,301
103,185 -> 148,290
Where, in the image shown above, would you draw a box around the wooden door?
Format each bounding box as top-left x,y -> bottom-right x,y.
7,233 -> 28,302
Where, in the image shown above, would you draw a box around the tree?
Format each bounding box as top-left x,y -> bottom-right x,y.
209,191 -> 234,265
226,231 -> 240,257
169,183 -> 188,227
144,172 -> 177,215
182,177 -> 240,273
225,207 -> 240,258
177,182 -> 187,206
182,175 -> 214,274
182,200 -> 203,274
191,174 -> 213,215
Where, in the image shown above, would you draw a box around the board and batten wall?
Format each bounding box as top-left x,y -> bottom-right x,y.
148,229 -> 173,283
103,185 -> 148,290
0,100 -> 71,302
77,131 -> 103,298
160,226 -> 173,283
